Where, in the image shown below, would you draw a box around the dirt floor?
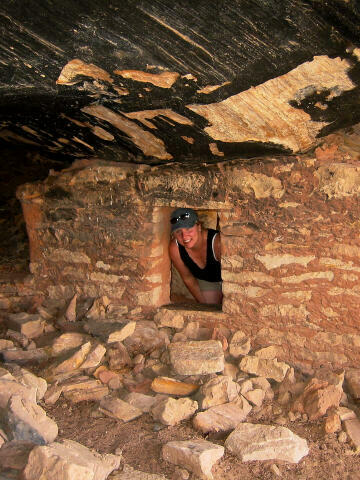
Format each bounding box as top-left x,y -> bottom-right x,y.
42,395 -> 360,480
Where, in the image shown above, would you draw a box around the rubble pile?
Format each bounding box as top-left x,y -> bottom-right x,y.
0,295 -> 360,479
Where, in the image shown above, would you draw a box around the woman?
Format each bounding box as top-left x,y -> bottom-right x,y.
169,207 -> 222,304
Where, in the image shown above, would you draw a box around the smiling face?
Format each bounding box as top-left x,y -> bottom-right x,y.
173,224 -> 201,249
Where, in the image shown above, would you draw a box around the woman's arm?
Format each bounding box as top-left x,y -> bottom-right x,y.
169,239 -> 205,303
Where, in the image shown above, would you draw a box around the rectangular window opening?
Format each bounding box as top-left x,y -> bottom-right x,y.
169,209 -> 222,312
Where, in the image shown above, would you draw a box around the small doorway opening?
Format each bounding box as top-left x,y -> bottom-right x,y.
170,209 -> 222,308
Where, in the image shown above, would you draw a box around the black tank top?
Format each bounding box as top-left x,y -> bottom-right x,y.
178,229 -> 221,282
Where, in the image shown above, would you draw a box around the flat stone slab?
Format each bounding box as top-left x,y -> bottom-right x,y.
2,348 -> 48,365
80,343 -> 106,369
64,383 -> 109,404
3,394 -> 58,445
193,396 -> 251,434
99,397 -> 143,422
51,332 -> 92,355
225,423 -> 309,463
163,439 -> 224,480
107,321 -> 137,343
46,342 -> 93,379
22,439 -> 121,480
168,341 -> 224,375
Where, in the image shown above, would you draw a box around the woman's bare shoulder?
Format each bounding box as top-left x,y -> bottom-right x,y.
169,237 -> 179,257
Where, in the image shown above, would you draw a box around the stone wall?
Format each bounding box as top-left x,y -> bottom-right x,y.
16,154 -> 360,369
16,161 -> 172,310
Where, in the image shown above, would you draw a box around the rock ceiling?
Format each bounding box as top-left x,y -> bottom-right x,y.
1,0 -> 360,166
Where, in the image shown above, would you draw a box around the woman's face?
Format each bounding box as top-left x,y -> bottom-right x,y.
173,224 -> 200,249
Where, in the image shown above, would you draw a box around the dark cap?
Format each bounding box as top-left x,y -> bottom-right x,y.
170,208 -> 198,232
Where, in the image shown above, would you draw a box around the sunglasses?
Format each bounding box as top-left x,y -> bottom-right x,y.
170,212 -> 191,224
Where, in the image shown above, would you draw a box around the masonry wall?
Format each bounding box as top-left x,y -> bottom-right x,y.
16,155 -> 360,369
219,158 -> 360,372
17,162 -> 172,310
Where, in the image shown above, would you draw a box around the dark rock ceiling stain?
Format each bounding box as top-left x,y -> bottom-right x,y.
0,0 -> 360,166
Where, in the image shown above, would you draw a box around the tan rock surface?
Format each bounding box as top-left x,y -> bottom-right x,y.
151,397 -> 198,426
99,397 -> 143,422
225,423 -> 309,463
196,375 -> 239,410
168,341 -> 224,375
6,312 -> 45,339
3,394 -> 58,444
22,438 -> 121,480
193,396 -> 251,434
0,379 -> 37,408
239,356 -> 289,382
51,332 -> 91,355
5,366 -> 47,402
107,321 -> 137,343
344,418 -> 360,452
292,378 -> 342,420
151,377 -> 199,396
162,439 -> 224,480
229,331 -> 251,358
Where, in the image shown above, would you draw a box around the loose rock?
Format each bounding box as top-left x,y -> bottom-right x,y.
225,423 -> 309,463
196,375 -> 239,410
5,365 -> 47,402
0,379 -> 37,408
151,376 -> 199,396
51,332 -> 91,356
162,439 -> 224,480
123,392 -> 163,413
229,331 -> 251,358
344,418 -> 360,452
292,377 -> 343,420
193,396 -> 251,434
99,396 -> 143,422
22,438 -> 121,480
6,312 -> 45,339
2,394 -> 58,444
325,412 -> 341,433
243,388 -> 265,407
151,397 -> 198,426
107,321 -> 137,344
239,356 -> 289,382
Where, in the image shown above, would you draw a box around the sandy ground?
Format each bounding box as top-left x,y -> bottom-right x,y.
43,396 -> 360,480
